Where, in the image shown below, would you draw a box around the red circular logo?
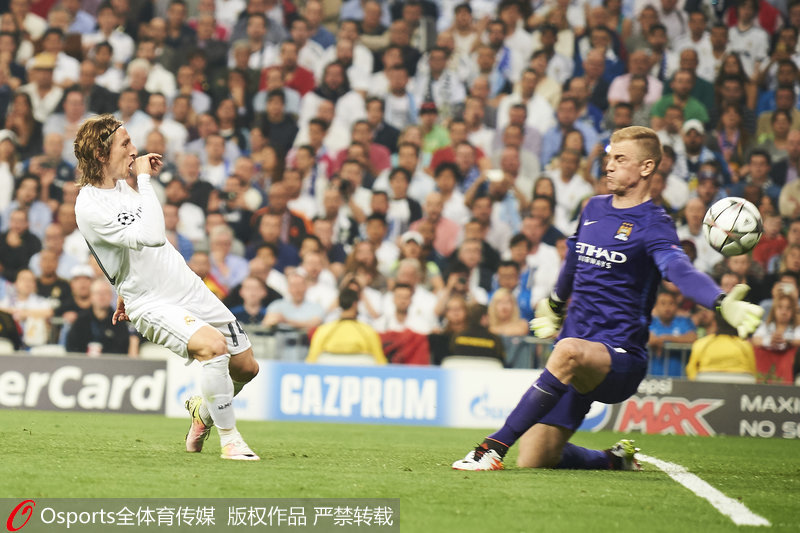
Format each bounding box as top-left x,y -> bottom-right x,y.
6,500 -> 34,532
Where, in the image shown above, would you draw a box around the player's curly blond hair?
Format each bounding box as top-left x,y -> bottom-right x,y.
73,114 -> 123,187
610,126 -> 662,177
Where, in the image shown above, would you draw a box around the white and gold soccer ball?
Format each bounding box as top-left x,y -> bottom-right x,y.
702,197 -> 763,257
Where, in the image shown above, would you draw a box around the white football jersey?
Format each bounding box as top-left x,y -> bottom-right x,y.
75,176 -> 207,317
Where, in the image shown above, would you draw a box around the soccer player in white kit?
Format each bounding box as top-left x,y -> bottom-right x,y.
73,114 -> 260,460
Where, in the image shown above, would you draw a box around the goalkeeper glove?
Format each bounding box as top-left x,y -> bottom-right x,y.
717,284 -> 764,338
530,294 -> 566,338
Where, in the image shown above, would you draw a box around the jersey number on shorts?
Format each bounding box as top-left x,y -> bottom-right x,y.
227,321 -> 246,347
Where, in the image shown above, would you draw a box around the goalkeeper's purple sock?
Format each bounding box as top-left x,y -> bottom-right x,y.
556,443 -> 612,470
488,369 -> 569,450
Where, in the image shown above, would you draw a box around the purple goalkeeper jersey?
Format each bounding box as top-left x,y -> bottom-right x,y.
555,195 -> 716,359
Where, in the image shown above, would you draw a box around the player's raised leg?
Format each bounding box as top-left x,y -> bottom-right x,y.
453,338 -> 610,471
188,326 -> 259,460
186,346 -> 260,452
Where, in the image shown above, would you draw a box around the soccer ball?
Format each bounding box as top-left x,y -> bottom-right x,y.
702,197 -> 763,257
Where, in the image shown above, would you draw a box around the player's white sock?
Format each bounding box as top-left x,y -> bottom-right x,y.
197,379 -> 247,426
218,426 -> 243,447
199,354 -> 236,432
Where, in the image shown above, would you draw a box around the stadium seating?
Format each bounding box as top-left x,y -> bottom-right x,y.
0,339 -> 15,355
314,353 -> 379,366
440,356 -> 504,370
695,372 -> 757,384
137,342 -> 175,361
29,344 -> 67,356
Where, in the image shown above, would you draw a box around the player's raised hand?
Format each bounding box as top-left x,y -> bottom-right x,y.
530,295 -> 566,338
718,284 -> 764,338
133,153 -> 163,177
112,296 -> 129,325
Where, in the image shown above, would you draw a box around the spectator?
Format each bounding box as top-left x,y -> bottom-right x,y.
2,174 -> 52,240
28,222 -> 81,280
66,278 -> 131,355
382,258 -> 438,333
727,0 -> 769,78
488,287 -> 528,337
752,292 -> 800,384
375,282 -> 418,332
492,256 -> 533,321
230,276 -> 269,325
393,230 -> 438,287
0,209 -> 41,282
410,191 -> 461,258
299,249 -> 338,313
187,251 -> 227,300
530,195 -> 565,247
35,248 -> 73,317
752,214 -> 787,270
608,49 -> 663,108
676,197 -> 724,274
257,89 -> 298,158
5,93 -> 43,162
496,68 -> 555,135
651,69 -> 710,129
729,149 -> 781,206
0,269 -> 53,347
263,269 -> 325,361
19,53 -> 64,123
428,292 -> 467,364
306,287 -> 386,364
208,224 -> 249,293
519,215 -> 560,305
449,303 -> 505,363
685,313 -> 756,381
648,289 -> 698,377
81,4 -> 135,68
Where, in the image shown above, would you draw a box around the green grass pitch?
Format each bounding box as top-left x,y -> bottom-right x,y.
1,410 -> 799,532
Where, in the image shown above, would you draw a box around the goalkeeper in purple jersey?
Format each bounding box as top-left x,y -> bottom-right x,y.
453,126 -> 764,471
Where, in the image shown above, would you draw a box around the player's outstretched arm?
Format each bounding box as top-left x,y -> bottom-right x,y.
717,284 -> 764,338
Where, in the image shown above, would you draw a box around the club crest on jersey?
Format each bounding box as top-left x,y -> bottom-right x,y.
614,222 -> 634,241
184,315 -> 196,326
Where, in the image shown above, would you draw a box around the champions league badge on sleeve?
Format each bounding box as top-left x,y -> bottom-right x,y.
117,211 -> 137,225
614,222 -> 634,241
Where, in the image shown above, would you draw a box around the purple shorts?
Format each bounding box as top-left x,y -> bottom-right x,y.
539,343 -> 648,431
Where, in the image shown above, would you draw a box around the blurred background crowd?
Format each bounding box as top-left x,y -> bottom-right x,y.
0,0 -> 798,383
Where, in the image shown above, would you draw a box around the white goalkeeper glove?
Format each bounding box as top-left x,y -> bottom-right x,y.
530,294 -> 566,338
718,284 -> 764,338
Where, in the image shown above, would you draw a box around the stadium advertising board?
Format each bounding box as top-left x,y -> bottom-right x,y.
265,363 -> 445,426
0,355 -> 166,414
579,378 -> 800,439
162,362 -> 800,438
445,368 -> 540,428
164,357 -> 267,421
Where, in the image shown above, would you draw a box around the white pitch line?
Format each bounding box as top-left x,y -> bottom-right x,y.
638,454 -> 771,527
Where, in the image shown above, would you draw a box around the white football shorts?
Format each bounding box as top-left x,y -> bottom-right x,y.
130,288 -> 251,359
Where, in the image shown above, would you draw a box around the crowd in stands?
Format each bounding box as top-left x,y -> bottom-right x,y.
0,0 -> 799,383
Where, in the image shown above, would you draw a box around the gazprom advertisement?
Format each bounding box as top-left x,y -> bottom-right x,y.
164,360 -> 632,431
267,363 -> 446,425
164,360 -> 538,428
